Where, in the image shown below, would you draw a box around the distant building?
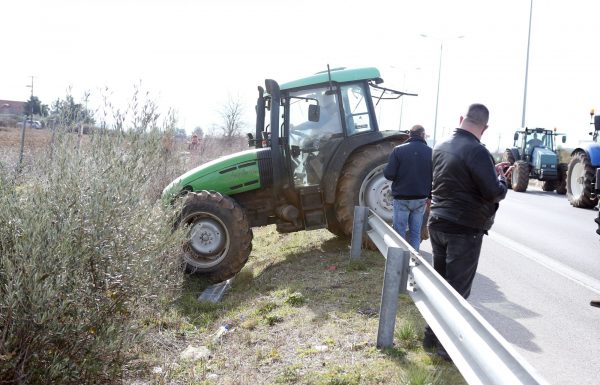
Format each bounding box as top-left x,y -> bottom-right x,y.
0,100 -> 26,116
0,99 -> 27,127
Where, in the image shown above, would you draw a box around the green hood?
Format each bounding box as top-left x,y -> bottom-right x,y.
162,148 -> 271,200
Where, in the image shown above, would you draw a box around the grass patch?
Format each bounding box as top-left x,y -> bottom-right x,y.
395,321 -> 420,350
125,226 -> 467,384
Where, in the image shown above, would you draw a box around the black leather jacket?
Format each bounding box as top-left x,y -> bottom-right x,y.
430,129 -> 508,231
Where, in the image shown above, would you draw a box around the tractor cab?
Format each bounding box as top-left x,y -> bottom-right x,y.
249,67 -> 416,232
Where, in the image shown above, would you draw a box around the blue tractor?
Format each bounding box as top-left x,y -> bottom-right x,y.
566,110 -> 600,211
502,127 -> 567,193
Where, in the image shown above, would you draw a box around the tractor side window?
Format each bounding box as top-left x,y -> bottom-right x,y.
341,84 -> 371,135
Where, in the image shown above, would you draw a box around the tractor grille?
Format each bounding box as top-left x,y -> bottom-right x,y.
257,148 -> 273,187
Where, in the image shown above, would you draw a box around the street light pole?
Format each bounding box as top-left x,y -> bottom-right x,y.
433,41 -> 443,147
421,34 -> 464,147
521,0 -> 533,128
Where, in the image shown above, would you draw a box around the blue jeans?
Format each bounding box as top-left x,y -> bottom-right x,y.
392,198 -> 427,251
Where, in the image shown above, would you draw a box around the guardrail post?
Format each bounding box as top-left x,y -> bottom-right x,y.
377,247 -> 410,348
350,206 -> 369,260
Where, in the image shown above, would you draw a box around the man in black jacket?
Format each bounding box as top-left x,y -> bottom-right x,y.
424,103 -> 512,358
383,125 -> 432,251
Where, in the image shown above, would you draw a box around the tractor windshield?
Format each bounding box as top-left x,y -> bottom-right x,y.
525,130 -> 554,156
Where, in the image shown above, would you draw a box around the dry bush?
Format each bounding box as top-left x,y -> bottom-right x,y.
0,99 -> 186,384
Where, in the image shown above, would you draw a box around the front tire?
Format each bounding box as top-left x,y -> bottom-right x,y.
566,152 -> 597,208
176,191 -> 253,283
511,160 -> 529,192
335,142 -> 398,236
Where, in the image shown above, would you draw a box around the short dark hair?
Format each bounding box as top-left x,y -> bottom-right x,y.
409,124 -> 425,138
464,104 -> 489,126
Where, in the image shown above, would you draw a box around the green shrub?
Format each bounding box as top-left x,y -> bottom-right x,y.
0,103 -> 186,383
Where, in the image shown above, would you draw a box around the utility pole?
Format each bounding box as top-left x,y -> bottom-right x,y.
18,76 -> 34,172
26,75 -> 34,118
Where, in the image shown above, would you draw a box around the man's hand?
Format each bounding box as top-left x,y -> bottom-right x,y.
503,165 -> 515,177
495,161 -> 512,176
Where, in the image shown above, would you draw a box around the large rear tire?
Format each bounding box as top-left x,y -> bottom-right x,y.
555,163 -> 567,195
335,142 -> 398,236
511,160 -> 529,192
325,205 -> 347,237
502,149 -> 516,189
566,152 -> 597,208
176,191 -> 253,283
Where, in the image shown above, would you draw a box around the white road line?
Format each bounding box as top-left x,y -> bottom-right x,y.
488,231 -> 600,296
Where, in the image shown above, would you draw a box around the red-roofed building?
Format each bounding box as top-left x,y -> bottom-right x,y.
0,100 -> 27,127
0,100 -> 26,115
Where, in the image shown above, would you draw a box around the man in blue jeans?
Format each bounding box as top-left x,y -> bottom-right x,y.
383,125 -> 432,251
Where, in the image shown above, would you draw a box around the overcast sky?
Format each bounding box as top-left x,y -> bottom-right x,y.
3,0 -> 600,150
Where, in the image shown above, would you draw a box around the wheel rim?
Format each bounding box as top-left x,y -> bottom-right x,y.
570,161 -> 585,197
185,214 -> 229,268
359,164 -> 393,223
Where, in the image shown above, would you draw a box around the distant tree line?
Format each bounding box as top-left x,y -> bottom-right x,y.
24,95 -> 95,126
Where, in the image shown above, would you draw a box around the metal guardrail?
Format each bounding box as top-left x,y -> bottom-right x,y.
350,206 -> 549,385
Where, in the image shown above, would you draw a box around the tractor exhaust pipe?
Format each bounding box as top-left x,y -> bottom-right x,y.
265,79 -> 284,199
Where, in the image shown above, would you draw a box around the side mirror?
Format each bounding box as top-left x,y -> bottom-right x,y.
594,115 -> 600,131
513,132 -> 519,141
308,104 -> 320,122
562,135 -> 566,143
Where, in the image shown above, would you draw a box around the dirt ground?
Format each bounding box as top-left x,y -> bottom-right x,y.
0,126 -> 53,150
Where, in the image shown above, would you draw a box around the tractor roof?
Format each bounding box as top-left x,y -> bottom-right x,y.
280,67 -> 381,91
517,127 -> 564,135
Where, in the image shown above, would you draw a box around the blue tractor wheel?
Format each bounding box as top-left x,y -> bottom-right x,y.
567,152 -> 597,208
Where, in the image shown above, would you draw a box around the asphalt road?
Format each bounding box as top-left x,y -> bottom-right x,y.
419,185 -> 600,385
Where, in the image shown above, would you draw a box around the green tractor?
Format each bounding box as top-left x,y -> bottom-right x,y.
163,67 -> 417,282
502,127 -> 568,193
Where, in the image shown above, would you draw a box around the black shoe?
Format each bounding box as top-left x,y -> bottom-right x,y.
422,331 -> 439,350
436,346 -> 452,362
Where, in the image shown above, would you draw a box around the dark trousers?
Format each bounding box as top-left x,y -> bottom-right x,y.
425,228 -> 484,342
